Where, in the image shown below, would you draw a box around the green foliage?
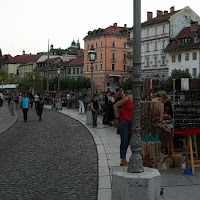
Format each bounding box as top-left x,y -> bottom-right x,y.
161,69 -> 191,93
0,69 -> 8,82
49,77 -> 91,92
17,72 -> 43,92
120,77 -> 132,91
0,49 -> 2,68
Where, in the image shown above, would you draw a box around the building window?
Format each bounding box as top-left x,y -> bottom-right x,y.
123,53 -> 127,60
155,27 -> 157,35
162,25 -> 165,34
185,53 -> 189,61
193,68 -> 197,76
146,43 -> 149,52
178,55 -> 181,62
100,42 -> 103,47
95,64 -> 97,71
112,52 -> 116,59
147,29 -> 149,37
155,42 -> 157,51
100,63 -> 103,71
77,68 -> 79,74
123,64 -> 126,71
73,68 -> 76,74
193,52 -> 197,60
112,41 -> 116,48
112,64 -> 115,71
146,58 -> 149,66
68,68 -> 71,74
194,35 -> 198,43
96,43 -> 98,48
185,68 -> 189,73
163,40 -> 165,49
172,55 -> 176,62
123,43 -> 127,48
87,64 -> 89,72
162,56 -> 165,65
100,52 -> 103,59
154,57 -> 157,65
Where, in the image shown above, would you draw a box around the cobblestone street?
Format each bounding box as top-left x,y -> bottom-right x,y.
0,108 -> 98,200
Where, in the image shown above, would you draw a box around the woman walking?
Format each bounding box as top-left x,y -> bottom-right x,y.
37,97 -> 44,121
91,94 -> 101,128
20,93 -> 30,122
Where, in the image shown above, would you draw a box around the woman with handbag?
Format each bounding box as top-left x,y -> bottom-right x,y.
113,94 -> 133,167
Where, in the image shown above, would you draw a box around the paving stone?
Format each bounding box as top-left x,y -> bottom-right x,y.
0,109 -> 98,199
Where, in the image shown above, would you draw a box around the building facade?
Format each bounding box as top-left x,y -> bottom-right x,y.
128,6 -> 200,82
165,21 -> 200,77
84,23 -> 130,92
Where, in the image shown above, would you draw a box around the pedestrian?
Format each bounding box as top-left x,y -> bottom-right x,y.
78,92 -> 85,114
102,91 -> 112,125
34,93 -> 39,112
30,98 -> 34,109
91,94 -> 101,128
37,97 -> 44,121
0,91 -> 4,107
20,93 -> 30,122
113,93 -> 133,166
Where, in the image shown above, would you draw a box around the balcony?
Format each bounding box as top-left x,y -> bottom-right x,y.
127,52 -> 133,60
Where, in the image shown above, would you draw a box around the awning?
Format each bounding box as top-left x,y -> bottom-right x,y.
1,84 -> 18,89
108,74 -> 122,77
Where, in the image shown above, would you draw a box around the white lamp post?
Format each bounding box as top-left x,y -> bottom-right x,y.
57,68 -> 61,93
87,45 -> 96,98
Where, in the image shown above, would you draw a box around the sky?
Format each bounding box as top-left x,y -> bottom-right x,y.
1,0 -> 200,57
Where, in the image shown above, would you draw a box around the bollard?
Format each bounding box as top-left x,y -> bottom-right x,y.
10,100 -> 15,116
86,104 -> 92,125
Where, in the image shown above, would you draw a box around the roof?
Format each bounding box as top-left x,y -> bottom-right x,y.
165,24 -> 200,52
66,55 -> 84,66
84,23 -> 130,40
5,55 -> 40,64
142,10 -> 179,27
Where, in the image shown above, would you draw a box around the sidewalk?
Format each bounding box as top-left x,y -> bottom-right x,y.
45,105 -> 200,200
0,102 -> 18,135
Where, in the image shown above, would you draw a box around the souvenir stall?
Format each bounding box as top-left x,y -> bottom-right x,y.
140,101 -> 163,169
160,78 -> 200,175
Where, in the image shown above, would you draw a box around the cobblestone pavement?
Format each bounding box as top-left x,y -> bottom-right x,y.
0,108 -> 98,200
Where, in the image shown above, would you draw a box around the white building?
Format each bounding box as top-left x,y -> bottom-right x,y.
128,6 -> 200,81
165,21 -> 200,77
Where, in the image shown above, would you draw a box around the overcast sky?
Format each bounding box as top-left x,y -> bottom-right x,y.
1,0 -> 200,57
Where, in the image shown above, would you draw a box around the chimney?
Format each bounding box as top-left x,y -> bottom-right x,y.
170,6 -> 175,13
147,12 -> 153,21
113,23 -> 117,28
23,50 -> 25,55
124,24 -> 127,29
164,11 -> 168,16
191,21 -> 198,30
157,10 -> 163,17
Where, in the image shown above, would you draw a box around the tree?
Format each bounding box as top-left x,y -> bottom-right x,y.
161,69 -> 191,93
120,77 -> 132,91
0,49 -> 2,69
0,69 -> 8,83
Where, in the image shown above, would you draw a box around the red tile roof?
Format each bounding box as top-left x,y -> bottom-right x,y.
142,11 -> 179,27
66,55 -> 84,66
165,25 -> 200,52
84,23 -> 130,40
5,55 -> 40,64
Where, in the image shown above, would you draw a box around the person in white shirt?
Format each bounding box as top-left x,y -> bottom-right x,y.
34,93 -> 39,111
0,91 -> 4,106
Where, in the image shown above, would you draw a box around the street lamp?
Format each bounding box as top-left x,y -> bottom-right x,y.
57,68 -> 61,93
87,45 -> 96,98
32,74 -> 35,95
128,0 -> 144,173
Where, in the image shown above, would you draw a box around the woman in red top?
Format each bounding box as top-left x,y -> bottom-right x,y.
113,94 -> 133,166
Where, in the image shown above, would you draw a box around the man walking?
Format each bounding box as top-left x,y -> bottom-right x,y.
20,93 -> 30,122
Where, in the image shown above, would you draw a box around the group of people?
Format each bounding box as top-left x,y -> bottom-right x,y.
19,93 -> 44,122
89,88 -> 172,167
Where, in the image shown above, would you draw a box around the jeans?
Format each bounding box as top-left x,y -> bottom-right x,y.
92,108 -> 99,127
118,120 -> 131,159
23,108 -> 28,121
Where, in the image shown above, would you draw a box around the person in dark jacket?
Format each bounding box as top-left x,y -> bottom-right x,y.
37,97 -> 44,121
